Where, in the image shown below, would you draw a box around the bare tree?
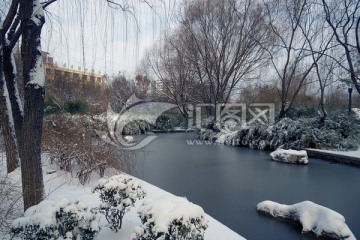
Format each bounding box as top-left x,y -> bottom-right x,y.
107,73 -> 135,111
177,0 -> 273,107
135,74 -> 150,99
143,0 -> 273,120
264,0 -> 329,118
298,2 -> 335,123
322,0 -> 360,94
143,32 -> 200,116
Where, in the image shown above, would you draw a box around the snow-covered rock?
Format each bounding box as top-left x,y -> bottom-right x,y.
124,135 -> 134,143
257,200 -> 355,240
131,196 -> 208,240
270,149 -> 308,164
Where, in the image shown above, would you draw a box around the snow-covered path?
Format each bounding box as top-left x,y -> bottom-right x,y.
1,158 -> 245,240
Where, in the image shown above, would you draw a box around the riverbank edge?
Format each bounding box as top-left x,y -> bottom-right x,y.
195,128 -> 360,168
306,149 -> 360,167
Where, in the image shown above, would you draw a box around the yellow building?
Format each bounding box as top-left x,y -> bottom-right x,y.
42,52 -> 106,87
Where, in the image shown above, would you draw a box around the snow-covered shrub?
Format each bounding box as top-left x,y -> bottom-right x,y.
200,113 -> 360,151
131,196 -> 208,240
11,199 -> 99,240
155,111 -> 186,131
92,174 -> 146,232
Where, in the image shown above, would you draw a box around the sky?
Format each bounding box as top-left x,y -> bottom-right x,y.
42,0 -> 176,78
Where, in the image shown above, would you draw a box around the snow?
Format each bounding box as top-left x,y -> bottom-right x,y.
31,0 -> 45,26
257,200 -> 355,240
353,108 -> 360,119
216,131 -> 238,145
0,155 -> 244,240
12,199 -> 89,229
137,196 -> 207,233
307,148 -> 360,158
27,46 -> 45,88
10,53 -> 24,115
270,149 -> 308,164
124,136 -> 134,143
11,198 -> 100,239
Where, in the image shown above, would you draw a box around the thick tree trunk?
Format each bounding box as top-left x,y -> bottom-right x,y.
20,0 -> 46,210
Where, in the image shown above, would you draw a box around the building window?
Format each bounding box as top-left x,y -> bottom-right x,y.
73,73 -> 79,80
82,75 -> 87,81
64,71 -> 70,80
90,76 -> 95,82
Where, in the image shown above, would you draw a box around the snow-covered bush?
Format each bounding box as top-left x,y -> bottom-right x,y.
257,200 -> 355,240
11,199 -> 99,240
200,113 -> 360,151
131,196 -> 208,240
92,174 -> 146,232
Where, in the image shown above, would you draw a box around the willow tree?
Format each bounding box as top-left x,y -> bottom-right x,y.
1,0 -> 168,211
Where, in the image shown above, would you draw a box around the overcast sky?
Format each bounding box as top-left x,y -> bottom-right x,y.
42,0 -> 175,78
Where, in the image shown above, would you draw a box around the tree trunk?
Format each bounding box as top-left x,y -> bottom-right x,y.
20,0 -> 46,210
3,47 -> 23,142
279,103 -> 286,119
0,23 -> 19,173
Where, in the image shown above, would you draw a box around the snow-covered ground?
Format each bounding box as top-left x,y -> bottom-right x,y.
353,108 -> 360,119
0,155 -> 244,240
257,200 -> 355,240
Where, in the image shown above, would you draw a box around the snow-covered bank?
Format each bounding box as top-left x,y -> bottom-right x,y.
257,200 -> 355,240
307,148 -> 360,159
270,149 -> 308,164
200,115 -> 360,151
0,157 -> 245,240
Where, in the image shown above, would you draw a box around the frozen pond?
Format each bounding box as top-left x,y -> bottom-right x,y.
132,133 -> 360,239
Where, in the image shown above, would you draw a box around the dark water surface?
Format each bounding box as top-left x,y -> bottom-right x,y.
132,133 -> 360,240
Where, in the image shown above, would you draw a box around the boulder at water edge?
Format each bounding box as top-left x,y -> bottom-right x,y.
270,149 -> 308,164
